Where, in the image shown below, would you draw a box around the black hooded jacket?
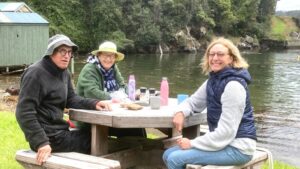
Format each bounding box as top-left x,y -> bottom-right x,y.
16,57 -> 98,151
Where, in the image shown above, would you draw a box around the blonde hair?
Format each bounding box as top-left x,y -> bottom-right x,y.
201,37 -> 249,74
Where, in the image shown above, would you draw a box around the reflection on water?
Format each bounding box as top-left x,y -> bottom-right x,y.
1,50 -> 300,167
247,50 -> 300,167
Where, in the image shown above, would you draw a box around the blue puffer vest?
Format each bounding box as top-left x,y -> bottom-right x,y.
206,67 -> 256,140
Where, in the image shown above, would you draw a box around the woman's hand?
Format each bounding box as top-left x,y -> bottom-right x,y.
36,144 -> 52,165
95,101 -> 112,111
177,138 -> 192,149
173,112 -> 185,133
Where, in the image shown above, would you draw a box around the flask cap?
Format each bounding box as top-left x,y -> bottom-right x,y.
129,74 -> 135,79
140,87 -> 147,93
149,88 -> 156,94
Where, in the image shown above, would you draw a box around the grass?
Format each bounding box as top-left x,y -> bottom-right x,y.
0,111 -> 29,169
0,111 -> 299,169
147,133 -> 160,139
268,16 -> 299,40
262,160 -> 300,169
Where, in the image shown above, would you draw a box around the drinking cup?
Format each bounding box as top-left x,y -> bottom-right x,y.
177,94 -> 189,104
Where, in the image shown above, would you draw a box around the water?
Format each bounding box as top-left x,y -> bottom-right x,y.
1,50 -> 299,167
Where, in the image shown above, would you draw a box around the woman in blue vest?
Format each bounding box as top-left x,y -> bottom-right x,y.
163,37 -> 256,169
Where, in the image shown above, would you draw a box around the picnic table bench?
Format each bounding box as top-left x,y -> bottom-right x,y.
186,149 -> 269,169
15,149 -> 121,169
163,126 -> 270,169
15,145 -> 165,169
16,148 -> 269,169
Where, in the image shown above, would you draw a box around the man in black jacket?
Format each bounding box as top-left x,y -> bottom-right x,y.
16,34 -> 111,165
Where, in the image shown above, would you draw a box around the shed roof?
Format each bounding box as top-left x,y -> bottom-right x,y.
0,2 -> 32,12
0,12 -> 48,24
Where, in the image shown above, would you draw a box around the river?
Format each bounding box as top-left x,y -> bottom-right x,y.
1,50 -> 299,167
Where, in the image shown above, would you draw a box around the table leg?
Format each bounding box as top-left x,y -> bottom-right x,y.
182,125 -> 200,139
169,125 -> 200,139
91,124 -> 108,156
171,128 -> 182,137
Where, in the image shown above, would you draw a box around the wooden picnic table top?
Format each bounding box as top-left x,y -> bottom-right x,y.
69,98 -> 207,128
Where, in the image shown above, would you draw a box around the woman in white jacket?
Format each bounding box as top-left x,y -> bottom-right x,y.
163,37 -> 256,169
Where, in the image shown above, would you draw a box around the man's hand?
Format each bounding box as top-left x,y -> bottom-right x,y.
36,144 -> 52,165
177,137 -> 191,149
95,101 -> 112,111
173,112 -> 185,132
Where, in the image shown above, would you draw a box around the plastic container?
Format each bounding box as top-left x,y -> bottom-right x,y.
128,75 -> 136,101
160,77 -> 169,106
139,87 -> 148,103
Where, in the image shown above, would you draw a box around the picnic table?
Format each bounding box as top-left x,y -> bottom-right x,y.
69,98 -> 207,156
17,98 -> 268,169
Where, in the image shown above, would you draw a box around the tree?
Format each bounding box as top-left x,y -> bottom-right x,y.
134,8 -> 161,51
17,0 -> 278,52
258,0 -> 277,23
90,0 -> 123,45
231,0 -> 260,36
208,0 -> 237,34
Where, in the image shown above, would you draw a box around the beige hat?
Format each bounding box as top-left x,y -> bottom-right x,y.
91,41 -> 124,62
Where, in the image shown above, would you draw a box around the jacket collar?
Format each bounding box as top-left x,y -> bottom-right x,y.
41,56 -> 66,76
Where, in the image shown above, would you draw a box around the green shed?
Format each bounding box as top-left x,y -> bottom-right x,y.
0,2 -> 49,73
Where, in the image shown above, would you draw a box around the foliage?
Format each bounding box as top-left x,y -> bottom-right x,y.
27,0 -> 88,49
10,0 -> 278,52
231,0 -> 259,36
208,0 -> 237,34
0,112 -> 29,169
268,16 -> 300,40
135,16 -> 161,50
257,0 -> 277,23
276,10 -> 300,28
110,31 -> 135,52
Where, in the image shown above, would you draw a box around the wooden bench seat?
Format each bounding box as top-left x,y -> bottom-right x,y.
15,149 -> 121,169
186,149 -> 268,169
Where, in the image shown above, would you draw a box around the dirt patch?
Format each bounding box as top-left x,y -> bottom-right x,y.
0,101 -> 17,112
0,89 -> 17,112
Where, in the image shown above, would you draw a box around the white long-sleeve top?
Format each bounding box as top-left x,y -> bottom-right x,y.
175,80 -> 256,155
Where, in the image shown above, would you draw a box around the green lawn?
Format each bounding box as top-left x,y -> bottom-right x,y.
0,111 -> 298,169
263,161 -> 300,169
0,111 -> 29,169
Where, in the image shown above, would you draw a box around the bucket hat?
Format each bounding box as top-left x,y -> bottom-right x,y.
44,34 -> 78,56
91,41 -> 124,62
